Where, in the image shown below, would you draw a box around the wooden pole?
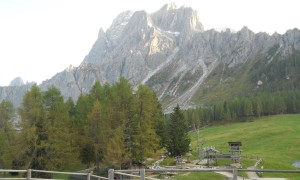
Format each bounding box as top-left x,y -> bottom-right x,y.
140,169 -> 145,180
108,169 -> 114,180
232,168 -> 237,180
27,169 -> 31,180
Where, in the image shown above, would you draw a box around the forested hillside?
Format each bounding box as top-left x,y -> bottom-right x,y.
0,78 -> 173,178
193,50 -> 300,106
1,78 -> 300,178
184,89 -> 300,129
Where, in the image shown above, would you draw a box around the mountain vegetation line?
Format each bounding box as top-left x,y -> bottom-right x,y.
183,89 -> 300,129
0,78 -> 190,178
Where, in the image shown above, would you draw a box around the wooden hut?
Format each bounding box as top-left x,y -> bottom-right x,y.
204,147 -> 219,167
228,141 -> 242,164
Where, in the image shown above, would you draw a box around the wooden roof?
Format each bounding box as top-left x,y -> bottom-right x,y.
228,141 -> 242,146
204,147 -> 219,153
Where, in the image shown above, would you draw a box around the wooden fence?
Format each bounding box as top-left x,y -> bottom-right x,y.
2,168 -> 300,180
109,168 -> 300,180
0,169 -> 108,180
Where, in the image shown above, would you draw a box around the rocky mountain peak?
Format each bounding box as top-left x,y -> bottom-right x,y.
161,3 -> 177,11
124,10 -> 148,31
65,65 -> 75,72
284,28 -> 300,42
151,3 -> 203,33
272,31 -> 281,37
97,28 -> 105,40
239,26 -> 255,39
2,4 -> 300,112
9,77 -> 24,86
106,10 -> 133,42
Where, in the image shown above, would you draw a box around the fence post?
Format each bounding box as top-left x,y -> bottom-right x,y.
140,169 -> 145,180
27,169 -> 31,180
108,169 -> 114,180
232,168 -> 237,180
87,173 -> 91,180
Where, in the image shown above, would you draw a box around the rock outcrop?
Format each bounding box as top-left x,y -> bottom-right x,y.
9,77 -> 25,87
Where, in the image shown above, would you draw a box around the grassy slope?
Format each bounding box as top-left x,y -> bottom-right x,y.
188,114 -> 300,179
192,61 -> 254,106
173,172 -> 225,180
192,52 -> 300,107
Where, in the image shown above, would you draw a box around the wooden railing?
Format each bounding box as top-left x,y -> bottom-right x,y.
2,168 -> 300,180
0,169 -> 108,180
108,168 -> 300,180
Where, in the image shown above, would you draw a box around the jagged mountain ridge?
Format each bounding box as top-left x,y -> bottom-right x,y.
1,4 -> 300,111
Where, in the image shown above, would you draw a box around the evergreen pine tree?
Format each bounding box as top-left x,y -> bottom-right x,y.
0,100 -> 15,168
166,105 -> 191,157
18,85 -> 50,177
43,86 -> 75,169
105,127 -> 128,169
133,85 -> 160,163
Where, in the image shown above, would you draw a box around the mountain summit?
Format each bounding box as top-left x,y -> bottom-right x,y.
9,77 -> 24,86
1,4 -> 300,111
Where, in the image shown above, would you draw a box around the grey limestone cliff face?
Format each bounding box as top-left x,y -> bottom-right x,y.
0,83 -> 34,108
151,3 -> 203,33
0,77 -> 33,107
1,4 -> 300,111
37,4 -> 206,108
9,77 -> 25,86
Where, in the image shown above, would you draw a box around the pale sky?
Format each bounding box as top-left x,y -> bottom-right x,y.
0,0 -> 299,86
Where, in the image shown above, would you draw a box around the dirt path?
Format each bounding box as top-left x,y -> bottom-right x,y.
246,166 -> 261,179
216,171 -> 247,180
246,160 -> 287,180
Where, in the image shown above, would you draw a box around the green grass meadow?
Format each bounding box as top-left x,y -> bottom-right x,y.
187,114 -> 300,179
3,114 -> 300,179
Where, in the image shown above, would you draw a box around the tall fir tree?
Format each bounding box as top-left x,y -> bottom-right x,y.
17,85 -> 74,177
42,86 -> 75,169
133,85 -> 160,164
18,85 -> 49,177
85,100 -> 110,168
104,127 -> 128,169
167,105 -> 191,157
0,100 -> 15,168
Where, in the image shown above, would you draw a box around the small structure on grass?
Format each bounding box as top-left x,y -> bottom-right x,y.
204,147 -> 219,167
228,141 -> 242,164
195,142 -> 243,168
